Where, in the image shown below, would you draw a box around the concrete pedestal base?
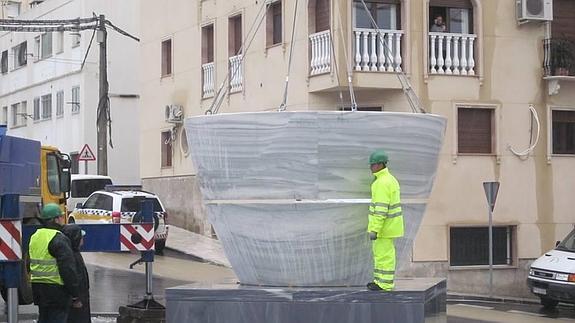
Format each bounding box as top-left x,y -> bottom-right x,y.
117,305 -> 165,323
165,278 -> 446,323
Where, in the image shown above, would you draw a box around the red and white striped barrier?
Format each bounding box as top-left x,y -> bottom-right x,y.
0,220 -> 22,261
120,224 -> 154,251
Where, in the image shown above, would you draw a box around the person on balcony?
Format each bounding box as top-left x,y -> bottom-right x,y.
431,15 -> 447,32
366,150 -> 404,291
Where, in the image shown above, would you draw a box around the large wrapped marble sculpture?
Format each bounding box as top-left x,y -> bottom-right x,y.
185,111 -> 446,286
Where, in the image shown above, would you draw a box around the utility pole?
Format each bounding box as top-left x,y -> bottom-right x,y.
97,14 -> 108,175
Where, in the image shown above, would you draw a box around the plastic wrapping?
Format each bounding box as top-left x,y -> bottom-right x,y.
185,111 -> 446,286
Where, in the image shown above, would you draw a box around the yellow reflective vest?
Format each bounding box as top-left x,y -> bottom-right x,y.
368,168 -> 404,238
29,228 -> 64,285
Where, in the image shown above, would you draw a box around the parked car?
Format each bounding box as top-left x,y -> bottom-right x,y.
527,229 -> 575,309
67,174 -> 113,214
69,186 -> 169,254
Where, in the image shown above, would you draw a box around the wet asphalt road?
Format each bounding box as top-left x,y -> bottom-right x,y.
1,249 -> 573,322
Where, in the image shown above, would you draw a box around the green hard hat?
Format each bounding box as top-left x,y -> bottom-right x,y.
369,149 -> 389,165
41,203 -> 63,220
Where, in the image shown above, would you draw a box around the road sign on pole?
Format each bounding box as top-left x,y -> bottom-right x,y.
78,144 -> 96,161
483,181 -> 500,298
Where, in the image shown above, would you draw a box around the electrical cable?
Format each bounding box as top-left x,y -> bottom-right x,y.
105,20 -> 140,42
278,0 -> 300,112
81,26 -> 97,70
334,0 -> 357,111
206,0 -> 269,115
358,0 -> 426,113
508,104 -> 540,158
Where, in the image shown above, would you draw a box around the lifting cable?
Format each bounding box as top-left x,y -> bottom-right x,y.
508,104 -> 540,159
278,0 -> 300,112
358,0 -> 426,114
334,0 -> 358,111
205,0 -> 270,115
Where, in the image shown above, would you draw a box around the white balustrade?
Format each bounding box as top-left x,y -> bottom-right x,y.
229,55 -> 243,93
429,32 -> 477,76
202,62 -> 215,98
309,30 -> 332,76
354,28 -> 404,73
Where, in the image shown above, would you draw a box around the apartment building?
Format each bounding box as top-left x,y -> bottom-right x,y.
0,0 -> 140,184
140,0 -> 575,297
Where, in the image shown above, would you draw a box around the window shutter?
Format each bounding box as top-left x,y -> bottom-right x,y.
552,0 -> 575,42
430,0 -> 472,9
458,108 -> 493,154
315,0 -> 330,32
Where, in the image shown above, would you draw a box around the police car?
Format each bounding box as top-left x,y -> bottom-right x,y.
68,185 -> 169,254
527,228 -> 575,309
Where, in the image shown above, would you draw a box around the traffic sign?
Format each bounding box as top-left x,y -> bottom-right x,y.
78,144 -> 96,161
483,182 -> 500,212
120,224 -> 155,251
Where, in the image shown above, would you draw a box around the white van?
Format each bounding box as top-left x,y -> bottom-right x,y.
527,229 -> 575,309
67,174 -> 113,215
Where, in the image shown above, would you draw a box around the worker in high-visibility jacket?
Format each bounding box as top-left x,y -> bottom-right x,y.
29,203 -> 81,323
366,150 -> 404,291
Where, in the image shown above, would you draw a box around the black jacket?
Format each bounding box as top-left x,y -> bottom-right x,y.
63,224 -> 91,323
31,221 -> 80,308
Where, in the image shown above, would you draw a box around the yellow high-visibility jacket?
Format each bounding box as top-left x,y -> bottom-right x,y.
29,228 -> 64,285
368,168 -> 404,238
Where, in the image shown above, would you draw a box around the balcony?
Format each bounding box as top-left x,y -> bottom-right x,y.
202,62 -> 215,99
429,32 -> 476,76
229,55 -> 243,93
354,28 -> 403,73
307,28 -> 405,92
309,30 -> 332,76
543,38 -> 575,95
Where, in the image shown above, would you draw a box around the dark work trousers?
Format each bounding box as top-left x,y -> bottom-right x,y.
38,306 -> 69,323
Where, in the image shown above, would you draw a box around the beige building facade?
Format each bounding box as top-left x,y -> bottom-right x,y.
140,0 -> 575,297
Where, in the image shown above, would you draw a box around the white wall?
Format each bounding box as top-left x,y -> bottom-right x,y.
0,0 -> 140,184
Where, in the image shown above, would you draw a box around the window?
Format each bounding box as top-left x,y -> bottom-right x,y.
12,42 -> 27,68
450,226 -> 514,266
161,39 -> 172,76
34,36 -> 41,61
70,152 -> 79,174
41,33 -> 53,59
1,50 -> 7,74
10,101 -> 27,127
46,153 -> 61,195
1,106 -> 7,125
161,131 -> 172,168
354,0 -> 400,30
56,90 -> 64,117
121,197 -> 163,212
267,1 -> 283,46
340,106 -> 383,112
429,0 -> 473,34
71,179 -> 113,198
457,107 -> 494,154
83,193 -> 113,211
552,110 -> 575,154
54,31 -> 64,54
33,97 -> 40,121
71,32 -> 81,48
202,25 -> 214,63
310,0 -> 330,33
4,1 -> 20,18
71,86 -> 80,113
229,15 -> 242,56
556,230 -> 575,253
41,94 -> 52,120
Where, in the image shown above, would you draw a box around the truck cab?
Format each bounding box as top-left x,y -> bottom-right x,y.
41,145 -> 71,216
527,229 -> 575,309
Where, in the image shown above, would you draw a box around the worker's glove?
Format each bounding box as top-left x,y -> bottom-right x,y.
368,232 -> 377,241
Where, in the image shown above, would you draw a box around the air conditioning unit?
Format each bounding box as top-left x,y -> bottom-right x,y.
517,0 -> 553,22
165,105 -> 183,123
